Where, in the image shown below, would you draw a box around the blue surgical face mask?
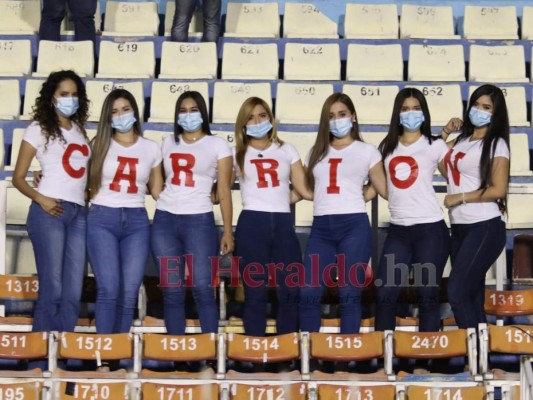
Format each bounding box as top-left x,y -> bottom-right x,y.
399,110 -> 425,132
112,112 -> 136,133
55,96 -> 79,118
246,120 -> 272,138
469,107 -> 492,127
178,112 -> 203,132
329,117 -> 353,138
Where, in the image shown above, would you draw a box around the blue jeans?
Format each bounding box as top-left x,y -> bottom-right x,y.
27,201 -> 86,333
87,205 -> 150,334
171,0 -> 221,42
39,0 -> 97,42
375,220 -> 450,332
448,216 -> 506,329
151,210 -> 219,335
235,210 -> 301,336
299,213 -> 372,334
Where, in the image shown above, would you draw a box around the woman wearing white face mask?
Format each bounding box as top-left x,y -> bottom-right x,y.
86,90 -> 162,361
441,84 -> 510,329
13,71 -> 91,352
151,91 -> 233,338
233,97 -> 312,337
299,93 -> 387,337
374,88 -> 454,342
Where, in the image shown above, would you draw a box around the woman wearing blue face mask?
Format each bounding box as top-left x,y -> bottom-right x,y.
233,97 -> 313,336
374,88 -> 456,339
86,90 -> 163,364
441,84 -> 510,329
151,91 -> 234,337
299,93 -> 387,336
13,71 -> 90,348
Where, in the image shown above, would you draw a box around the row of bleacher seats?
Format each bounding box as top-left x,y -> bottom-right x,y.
2,39 -> 533,83
1,1 -> 533,40
2,78 -> 533,128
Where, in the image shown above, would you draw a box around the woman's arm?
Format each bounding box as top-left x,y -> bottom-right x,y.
290,160 -> 313,201
217,156 -> 234,255
148,162 -> 164,200
444,156 -> 509,208
13,141 -> 64,216
440,117 -> 463,141
368,161 -> 388,200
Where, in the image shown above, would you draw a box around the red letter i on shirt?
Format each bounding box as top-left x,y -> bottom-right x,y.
327,158 -> 342,194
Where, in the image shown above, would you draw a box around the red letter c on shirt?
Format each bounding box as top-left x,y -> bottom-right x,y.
62,143 -> 89,179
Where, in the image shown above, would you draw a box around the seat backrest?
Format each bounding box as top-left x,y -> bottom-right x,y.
283,3 -> 337,38
0,0 -> 40,34
36,40 -> 94,78
143,382 -> 218,400
212,82 -> 272,124
21,79 -> 45,119
469,45 -> 526,83
407,44 -> 465,81
0,382 -> 42,400
159,42 -> 217,79
0,274 -> 38,300
276,131 -> 315,162
344,3 -> 398,39
103,1 -> 159,35
406,385 -> 485,400
393,329 -> 468,358
318,384 -> 395,400
57,332 -> 133,361
228,383 -> 306,400
523,6 -> 533,40
56,381 -> 129,400
97,41 -> 155,79
6,128 -> 40,171
464,5 -> 518,39
400,5 -> 457,39
149,81 -> 209,123
275,83 -> 334,124
484,289 -> 533,316
406,84 -> 463,126
284,43 -> 340,80
226,332 -> 299,363
487,324 -> 533,354
0,332 -> 47,359
221,43 -> 279,80
343,84 -> 398,125
0,39 -> 32,76
310,331 -> 384,361
346,44 -> 403,81
142,333 -> 216,361
0,80 -> 20,119
224,2 -> 280,38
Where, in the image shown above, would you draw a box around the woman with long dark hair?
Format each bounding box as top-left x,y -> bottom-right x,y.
13,70 -> 91,335
151,91 -> 233,336
299,93 -> 387,334
86,89 -> 162,347
442,84 -> 510,329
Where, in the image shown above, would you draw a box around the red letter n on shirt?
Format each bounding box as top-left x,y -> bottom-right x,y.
109,156 -> 139,194
170,153 -> 196,187
443,150 -> 466,186
250,159 -> 280,188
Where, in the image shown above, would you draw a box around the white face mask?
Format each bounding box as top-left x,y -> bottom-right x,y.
178,112 -> 203,132
329,117 -> 353,138
55,96 -> 79,118
111,112 -> 136,133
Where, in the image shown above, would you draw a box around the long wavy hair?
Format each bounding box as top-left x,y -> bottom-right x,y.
173,91 -> 211,143
87,89 -> 142,198
32,70 -> 89,145
306,93 -> 361,190
234,97 -> 282,178
379,88 -> 433,159
455,84 -> 510,210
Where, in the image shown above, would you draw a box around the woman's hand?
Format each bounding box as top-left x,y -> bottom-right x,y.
220,231 -> 234,255
36,194 -> 64,217
444,193 -> 462,208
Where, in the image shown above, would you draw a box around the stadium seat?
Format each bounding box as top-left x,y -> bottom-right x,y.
522,6 -> 533,40
406,85 -> 463,126
97,41 -> 155,79
295,198 -> 313,227
506,192 -> 533,228
221,43 -> 279,80
212,82 -> 272,124
275,82 -> 334,124
143,130 -> 171,145
403,385 -> 486,400
0,332 -> 48,377
224,2 -> 280,38
21,79 -> 45,120
346,44 -> 403,81
0,80 -> 20,119
342,85 -> 399,125
86,80 -> 145,122
0,39 -> 32,77
0,275 -> 38,330
318,384 -> 396,400
407,44 -> 465,82
212,130 -> 235,148
35,40 -> 94,78
5,129 -> 40,172
468,86 -> 528,127
283,3 -> 338,38
277,131 -> 315,161
283,43 -> 340,80
223,383 -> 307,400
344,3 -> 398,39
159,42 -> 217,79
463,5 -> 518,40
0,0 -> 40,34
0,128 -> 4,167
485,289 -> 533,317
61,1 -> 101,35
164,1 -> 203,38
149,81 -> 209,123
512,234 -> 533,283
0,382 -> 44,400
400,5 -> 459,39
102,1 -> 159,36
468,45 -> 527,83
142,383 -> 218,399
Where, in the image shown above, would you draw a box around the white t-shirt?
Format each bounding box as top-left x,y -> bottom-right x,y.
445,137 -> 510,224
157,135 -> 232,214
385,136 -> 448,226
23,122 -> 90,206
234,142 -> 300,213
307,141 -> 382,216
91,137 -> 162,208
